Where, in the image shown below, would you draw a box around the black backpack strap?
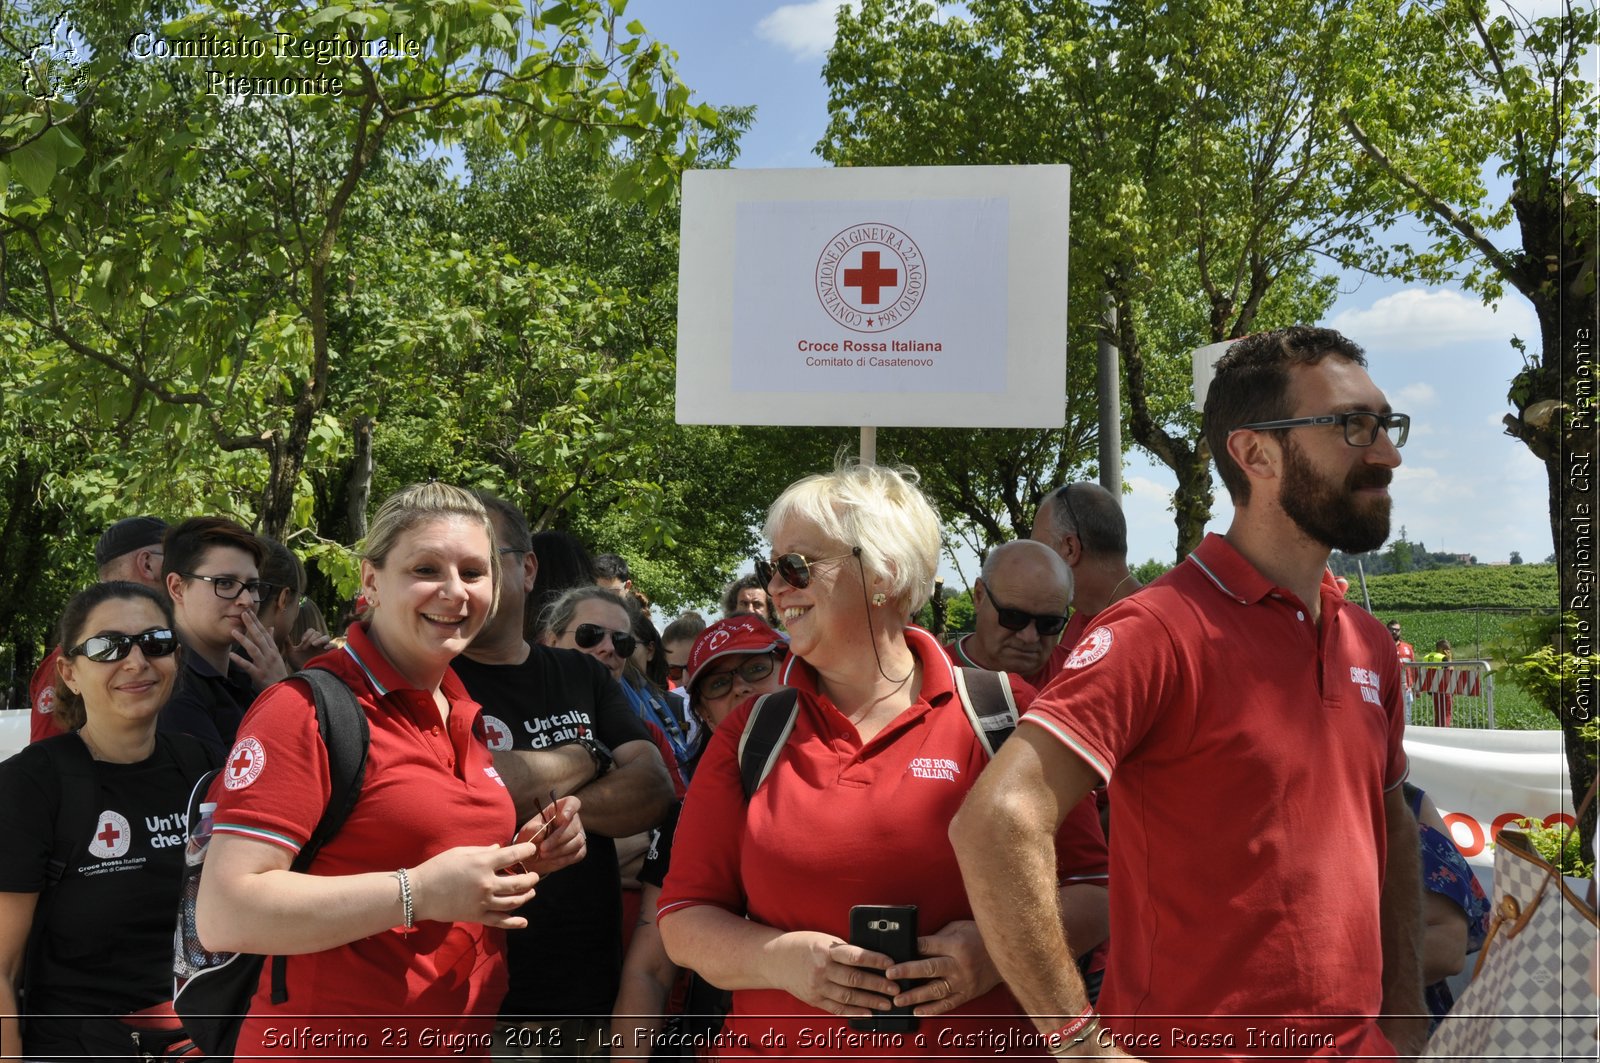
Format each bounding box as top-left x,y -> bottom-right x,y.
736,689 -> 800,799
39,736 -> 98,889
268,667 -> 370,1004
26,736 -> 99,1015
954,668 -> 1018,757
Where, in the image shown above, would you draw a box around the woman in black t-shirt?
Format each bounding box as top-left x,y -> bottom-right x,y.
0,582 -> 216,1059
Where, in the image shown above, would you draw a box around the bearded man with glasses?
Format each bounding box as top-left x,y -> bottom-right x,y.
946,540 -> 1073,690
954,326 -> 1427,1060
157,516 -> 288,759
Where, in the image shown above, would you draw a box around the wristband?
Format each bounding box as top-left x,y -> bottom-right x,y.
393,867 -> 415,931
1046,1006 -> 1099,1053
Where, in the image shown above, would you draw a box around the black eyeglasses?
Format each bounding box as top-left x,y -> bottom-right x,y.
66,628 -> 179,663
983,585 -> 1070,637
755,547 -> 861,590
1234,411 -> 1410,448
572,623 -> 637,658
697,654 -> 779,700
183,572 -> 268,601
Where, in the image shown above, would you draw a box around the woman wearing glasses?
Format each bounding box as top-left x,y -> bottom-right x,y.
658,464 -> 1109,1058
544,586 -> 695,790
194,483 -> 584,1057
0,582 -> 214,1059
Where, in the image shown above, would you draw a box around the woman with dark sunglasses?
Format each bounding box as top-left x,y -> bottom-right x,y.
658,464 -> 1109,1059
0,582 -> 216,1059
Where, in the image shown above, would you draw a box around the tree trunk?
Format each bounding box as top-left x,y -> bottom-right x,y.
346,414 -> 374,542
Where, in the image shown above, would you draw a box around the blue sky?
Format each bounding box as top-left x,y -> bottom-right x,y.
633,0 -> 1556,572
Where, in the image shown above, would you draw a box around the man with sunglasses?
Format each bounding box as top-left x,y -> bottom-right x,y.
28,515 -> 170,744
1031,482 -> 1142,687
456,493 -> 674,1057
953,327 -> 1427,1060
157,516 -> 289,759
946,540 -> 1074,689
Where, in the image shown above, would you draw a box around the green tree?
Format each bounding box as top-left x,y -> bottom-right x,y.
1,0 -> 717,540
1339,0 -> 1598,827
821,0 -> 1382,558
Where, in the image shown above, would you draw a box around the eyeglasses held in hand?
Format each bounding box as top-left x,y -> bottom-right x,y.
67,628 -> 179,662
755,547 -> 862,590
698,654 -> 779,700
1233,411 -> 1410,448
573,623 -> 637,658
983,587 -> 1070,637
183,572 -> 270,601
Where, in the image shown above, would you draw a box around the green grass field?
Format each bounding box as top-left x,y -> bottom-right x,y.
1374,609 -> 1553,730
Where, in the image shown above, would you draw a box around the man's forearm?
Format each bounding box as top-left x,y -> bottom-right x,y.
494,745 -> 595,823
571,742 -> 674,837
951,786 -> 1093,1030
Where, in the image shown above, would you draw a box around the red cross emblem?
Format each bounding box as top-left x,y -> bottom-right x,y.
483,715 -> 512,752
815,223 -> 927,335
88,810 -> 132,858
224,737 -> 266,790
843,251 -> 898,305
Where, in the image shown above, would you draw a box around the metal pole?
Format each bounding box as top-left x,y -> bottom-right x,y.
1356,558 -> 1372,612
1097,292 -> 1122,496
860,425 -> 877,466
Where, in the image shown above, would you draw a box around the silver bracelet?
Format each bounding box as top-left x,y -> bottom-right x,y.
393,867 -> 415,929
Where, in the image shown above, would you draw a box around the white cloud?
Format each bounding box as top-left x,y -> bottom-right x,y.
755,0 -> 858,60
1327,287 -> 1538,353
1393,382 -> 1437,408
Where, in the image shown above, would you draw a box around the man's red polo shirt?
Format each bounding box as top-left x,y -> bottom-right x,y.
212,623 -> 515,1055
1026,534 -> 1407,1059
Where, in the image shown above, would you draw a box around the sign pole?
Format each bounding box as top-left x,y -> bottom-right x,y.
860,425 -> 877,466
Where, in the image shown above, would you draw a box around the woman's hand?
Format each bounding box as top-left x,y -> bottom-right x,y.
229,609 -> 291,690
410,842 -> 541,929
519,795 -> 587,877
764,931 -> 901,1018
884,919 -> 1002,1017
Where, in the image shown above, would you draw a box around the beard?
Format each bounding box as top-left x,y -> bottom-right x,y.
1279,437 -> 1393,554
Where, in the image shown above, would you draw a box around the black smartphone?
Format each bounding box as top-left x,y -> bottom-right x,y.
848,904 -> 922,1032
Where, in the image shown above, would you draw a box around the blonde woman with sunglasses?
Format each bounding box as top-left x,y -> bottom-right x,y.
0,582 -> 215,1059
657,464 -> 1109,1059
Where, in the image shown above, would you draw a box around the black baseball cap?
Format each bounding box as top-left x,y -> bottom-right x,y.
94,516 -> 168,567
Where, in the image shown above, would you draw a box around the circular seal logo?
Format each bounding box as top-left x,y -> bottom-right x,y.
482,715 -> 513,752
224,736 -> 267,791
815,222 -> 926,334
1065,626 -> 1114,670
34,685 -> 55,716
705,628 -> 732,652
88,810 -> 133,859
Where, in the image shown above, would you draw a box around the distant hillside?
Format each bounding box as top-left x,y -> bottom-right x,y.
1345,563 -> 1559,611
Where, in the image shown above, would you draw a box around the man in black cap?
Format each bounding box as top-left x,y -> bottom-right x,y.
28,516 -> 169,743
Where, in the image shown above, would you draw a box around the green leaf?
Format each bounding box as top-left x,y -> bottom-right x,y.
11,138 -> 58,198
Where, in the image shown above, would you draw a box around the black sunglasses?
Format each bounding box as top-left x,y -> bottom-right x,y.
755,547 -> 861,590
983,585 -> 1069,637
66,627 -> 179,663
667,663 -> 686,682
697,654 -> 779,700
572,623 -> 637,658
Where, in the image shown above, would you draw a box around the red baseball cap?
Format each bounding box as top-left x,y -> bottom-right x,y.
685,615 -> 786,693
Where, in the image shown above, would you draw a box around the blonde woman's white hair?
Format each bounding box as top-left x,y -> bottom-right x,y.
763,463 -> 941,617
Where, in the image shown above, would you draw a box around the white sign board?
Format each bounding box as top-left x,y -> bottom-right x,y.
676,166 -> 1070,427
1191,339 -> 1234,412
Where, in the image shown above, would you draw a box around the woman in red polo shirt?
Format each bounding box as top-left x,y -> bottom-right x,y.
657,464 -> 1108,1058
195,483 -> 585,1056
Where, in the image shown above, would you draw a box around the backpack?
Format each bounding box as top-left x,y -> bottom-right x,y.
735,666 -> 1018,797
172,667 -> 370,1060
676,667 -> 1018,1039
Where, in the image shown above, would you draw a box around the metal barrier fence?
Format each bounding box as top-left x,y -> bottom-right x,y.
1404,659 -> 1495,729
